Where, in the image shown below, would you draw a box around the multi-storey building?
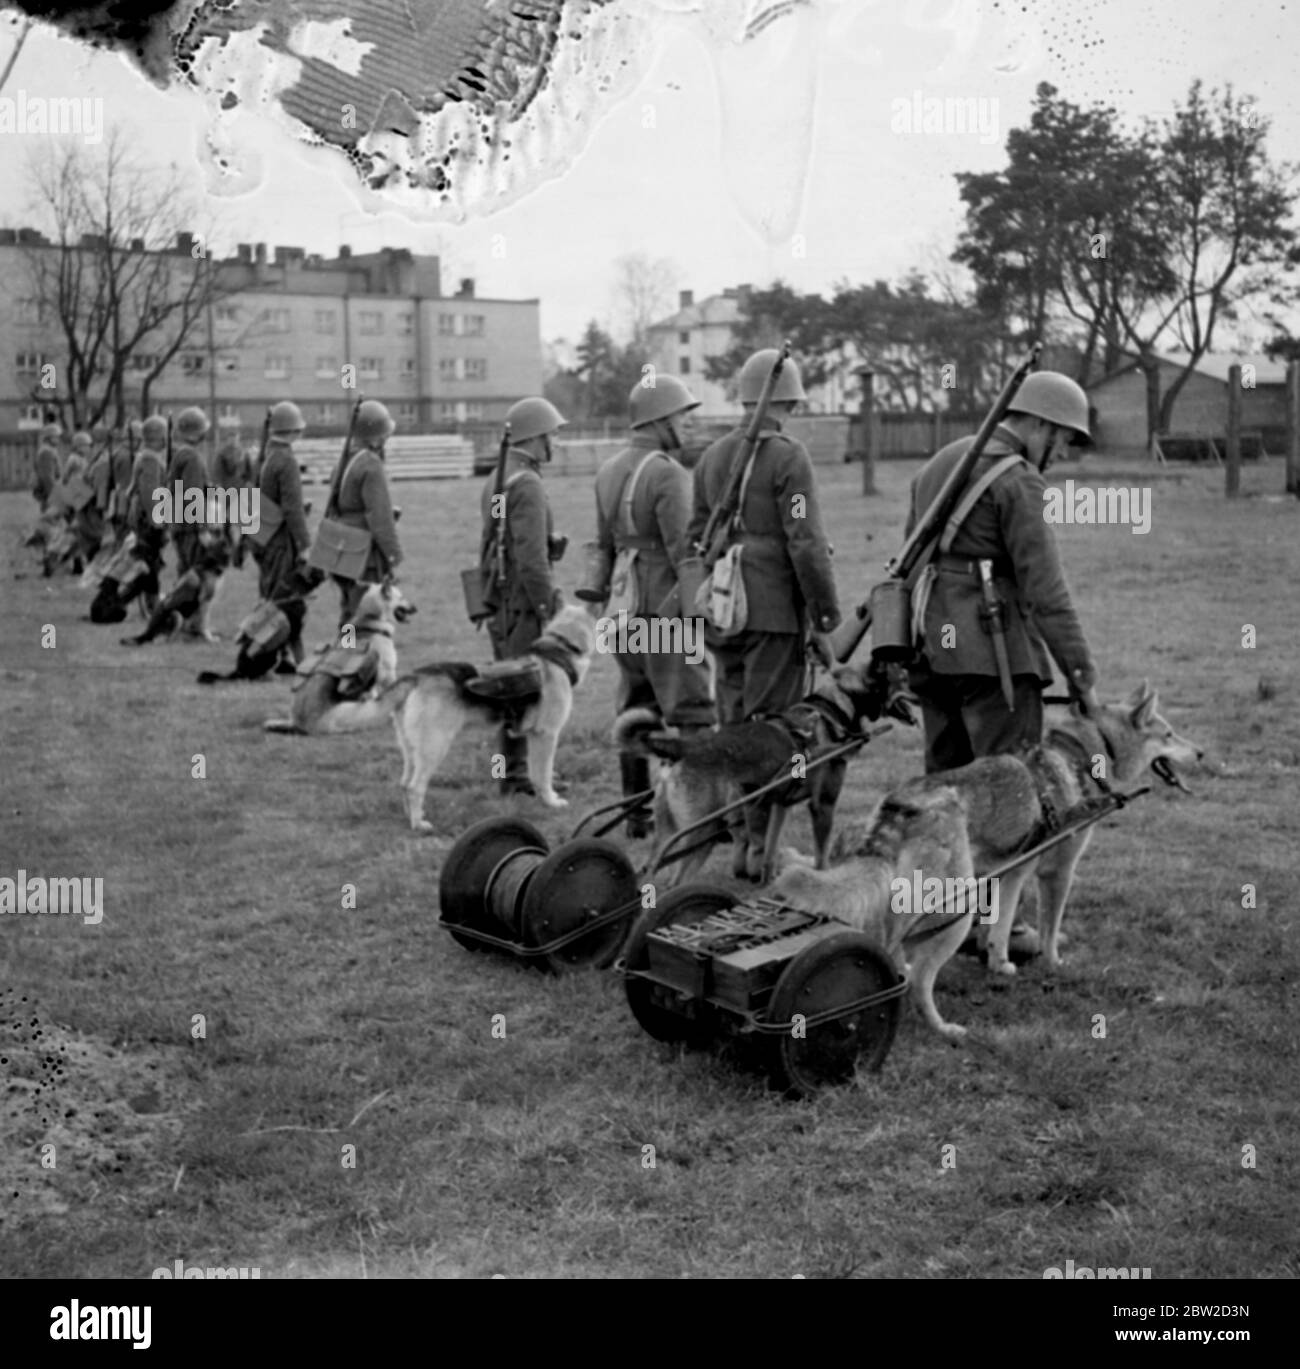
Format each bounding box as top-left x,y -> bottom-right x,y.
0,230 -> 541,434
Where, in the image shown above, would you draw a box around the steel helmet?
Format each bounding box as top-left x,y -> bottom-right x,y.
629,374 -> 700,428
176,406 -> 210,441
141,416 -> 168,446
269,400 -> 306,435
353,399 -> 395,446
71,430 -> 92,451
127,419 -> 144,441
1008,371 -> 1091,441
41,421 -> 63,441
505,396 -> 566,443
738,348 -> 806,403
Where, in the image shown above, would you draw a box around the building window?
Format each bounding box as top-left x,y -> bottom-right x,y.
315,357 -> 335,379
19,403 -> 44,427
679,330 -> 689,344
317,403 -> 338,422
262,307 -> 291,332
438,357 -> 458,381
217,354 -> 239,375
465,401 -> 484,419
438,313 -> 456,335
219,403 -> 239,421
16,351 -> 44,374
396,402 -> 417,423
464,315 -> 485,337
400,357 -> 416,378
360,357 -> 382,380
265,355 -> 291,379
437,401 -> 456,420
679,356 -> 691,374
314,309 -> 336,333
358,310 -> 382,336
397,311 -> 414,336
216,304 -> 240,324
130,353 -> 158,373
465,358 -> 486,381
181,353 -> 207,375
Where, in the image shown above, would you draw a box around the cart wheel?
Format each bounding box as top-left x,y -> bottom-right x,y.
518,837 -> 639,972
767,930 -> 902,1099
438,816 -> 549,953
623,884 -> 736,1043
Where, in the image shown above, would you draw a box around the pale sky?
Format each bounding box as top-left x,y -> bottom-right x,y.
0,0 -> 1296,346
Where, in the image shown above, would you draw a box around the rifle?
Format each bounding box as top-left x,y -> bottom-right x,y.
325,396 -> 364,513
256,406 -> 272,483
830,341 -> 1043,664
694,341 -> 791,568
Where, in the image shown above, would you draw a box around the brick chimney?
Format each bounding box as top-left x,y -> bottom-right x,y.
236,243 -> 252,264
338,244 -> 352,259
254,243 -> 266,266
458,277 -> 475,297
176,231 -> 194,255
679,289 -> 693,308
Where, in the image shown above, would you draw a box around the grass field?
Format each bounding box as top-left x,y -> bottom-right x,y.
1,452 -> 1297,1280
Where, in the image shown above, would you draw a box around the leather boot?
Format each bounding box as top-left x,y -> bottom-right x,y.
620,754 -> 653,839
498,728 -> 534,796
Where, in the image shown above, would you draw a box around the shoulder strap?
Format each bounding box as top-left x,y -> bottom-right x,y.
327,444 -> 365,518
617,450 -> 660,538
937,454 -> 1025,555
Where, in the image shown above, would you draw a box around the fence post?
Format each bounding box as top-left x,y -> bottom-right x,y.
857,367 -> 877,495
1225,363 -> 1241,497
1287,360 -> 1300,497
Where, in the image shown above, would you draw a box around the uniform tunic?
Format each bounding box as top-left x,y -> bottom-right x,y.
688,418 -> 840,722
255,439 -> 311,605
31,444 -> 61,509
905,425 -> 1097,772
479,454 -> 556,659
593,434 -> 713,728
331,446 -> 402,627
166,442 -> 209,574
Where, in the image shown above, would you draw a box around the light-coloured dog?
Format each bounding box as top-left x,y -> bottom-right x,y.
264,581 -> 415,735
386,602 -> 597,831
769,682 -> 1203,1041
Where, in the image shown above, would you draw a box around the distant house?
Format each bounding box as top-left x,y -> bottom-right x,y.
645,287 -> 852,417
1086,351 -> 1289,458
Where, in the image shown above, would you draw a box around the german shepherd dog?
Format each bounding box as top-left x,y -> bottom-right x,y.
119,532 -> 231,646
614,663 -> 893,888
768,682 -> 1203,1041
263,581 -> 415,734
387,602 -> 597,832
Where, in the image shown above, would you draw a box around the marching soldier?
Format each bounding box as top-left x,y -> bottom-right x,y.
585,376 -> 715,836
480,396 -> 567,796
906,370 -> 1100,775
687,349 -> 840,878
331,398 -> 403,629
168,407 -> 211,577
253,401 -> 313,670
212,425 -> 252,566
124,415 -> 171,615
109,421 -> 140,538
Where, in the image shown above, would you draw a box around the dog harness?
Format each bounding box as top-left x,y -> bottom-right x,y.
529,632 -> 581,686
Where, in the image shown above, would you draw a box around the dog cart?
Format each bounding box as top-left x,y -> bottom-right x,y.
619,785 -> 1152,1098
435,731 -> 887,974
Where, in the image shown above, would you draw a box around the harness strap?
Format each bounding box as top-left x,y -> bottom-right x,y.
530,635 -> 580,686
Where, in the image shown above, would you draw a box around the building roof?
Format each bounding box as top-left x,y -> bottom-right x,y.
1089,350 -> 1288,389
648,292 -> 744,332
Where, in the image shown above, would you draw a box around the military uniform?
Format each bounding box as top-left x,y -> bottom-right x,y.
479,451 -> 559,786
687,417 -> 840,723
109,440 -> 134,534
77,442 -> 112,561
254,437 -> 313,658
906,425 -> 1096,773
166,440 -> 209,576
31,441 -> 61,511
594,433 -> 714,728
332,446 -> 402,628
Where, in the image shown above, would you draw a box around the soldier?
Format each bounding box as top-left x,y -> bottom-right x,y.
30,421 -> 62,512
479,396 -> 567,796
253,401 -> 313,671
211,426 -> 252,567
109,421 -> 141,538
587,376 -> 715,836
330,398 -> 403,629
77,429 -> 114,567
906,370 -> 1100,774
687,349 -> 840,878
167,407 -> 211,577
123,415 -> 171,615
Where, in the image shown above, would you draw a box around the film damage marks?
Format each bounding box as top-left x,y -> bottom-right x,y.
0,871 -> 102,925
595,612 -> 704,666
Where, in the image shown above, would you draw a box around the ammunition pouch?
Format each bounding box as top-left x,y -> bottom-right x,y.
575,540 -> 614,604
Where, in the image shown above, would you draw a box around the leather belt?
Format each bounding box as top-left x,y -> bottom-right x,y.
936,554 -> 1014,579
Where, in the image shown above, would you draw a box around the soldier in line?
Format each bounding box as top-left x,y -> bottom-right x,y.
687,349 -> 840,879
77,430 -> 114,569
51,430 -> 95,574
123,415 -> 171,616
252,402 -> 313,672
587,376 -> 715,837
479,396 -> 568,797
109,421 -> 141,539
330,398 -> 403,629
167,407 -> 211,578
905,371 -> 1100,959
25,422 -> 64,576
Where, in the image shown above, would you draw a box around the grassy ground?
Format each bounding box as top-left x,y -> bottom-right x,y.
1,453 -> 1297,1279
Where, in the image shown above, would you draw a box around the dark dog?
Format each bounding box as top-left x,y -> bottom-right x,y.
614,662 -> 911,886
120,533 -> 231,647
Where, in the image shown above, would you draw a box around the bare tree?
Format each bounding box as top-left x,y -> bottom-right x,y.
611,252 -> 678,349
22,129 -> 241,430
